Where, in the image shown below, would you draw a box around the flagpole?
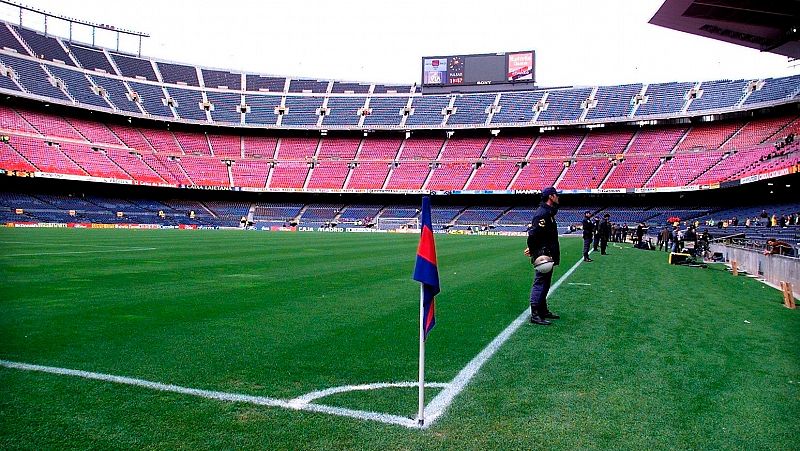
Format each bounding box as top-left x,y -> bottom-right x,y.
417,283 -> 425,426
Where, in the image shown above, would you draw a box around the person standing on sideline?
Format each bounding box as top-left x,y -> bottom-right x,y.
592,217 -> 601,251
524,187 -> 561,326
582,210 -> 594,262
599,213 -> 611,255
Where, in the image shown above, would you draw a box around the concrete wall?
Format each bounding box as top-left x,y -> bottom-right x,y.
711,243 -> 799,299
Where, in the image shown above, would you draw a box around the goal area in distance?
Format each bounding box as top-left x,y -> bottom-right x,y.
376,217 -> 420,230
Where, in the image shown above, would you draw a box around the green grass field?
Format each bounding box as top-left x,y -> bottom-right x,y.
0,228 -> 797,450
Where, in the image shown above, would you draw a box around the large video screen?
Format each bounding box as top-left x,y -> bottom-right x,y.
421,51 -> 535,87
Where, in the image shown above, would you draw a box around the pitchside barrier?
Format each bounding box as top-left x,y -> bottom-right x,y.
710,243 -> 800,302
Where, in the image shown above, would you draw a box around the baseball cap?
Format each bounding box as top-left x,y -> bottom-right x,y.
541,187 -> 558,199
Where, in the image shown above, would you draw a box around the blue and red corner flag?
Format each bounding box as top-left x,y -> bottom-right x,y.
413,196 -> 440,341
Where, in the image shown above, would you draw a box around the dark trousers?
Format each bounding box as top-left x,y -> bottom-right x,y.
600,238 -> 608,254
583,238 -> 592,259
530,268 -> 553,315
593,234 -> 600,250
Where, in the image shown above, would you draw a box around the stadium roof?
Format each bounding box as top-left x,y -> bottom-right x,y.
650,0 -> 800,59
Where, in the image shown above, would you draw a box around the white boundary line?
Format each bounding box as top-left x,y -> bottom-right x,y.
421,254 -> 586,427
0,247 -> 157,257
0,255 -> 585,429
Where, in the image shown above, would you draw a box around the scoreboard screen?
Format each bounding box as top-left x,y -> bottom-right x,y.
422,51 -> 535,87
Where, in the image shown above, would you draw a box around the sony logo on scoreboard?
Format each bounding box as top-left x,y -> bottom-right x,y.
476,81 -> 493,85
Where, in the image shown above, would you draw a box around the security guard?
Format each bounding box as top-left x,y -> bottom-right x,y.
581,210 -> 594,262
599,213 -> 611,255
524,186 -> 561,325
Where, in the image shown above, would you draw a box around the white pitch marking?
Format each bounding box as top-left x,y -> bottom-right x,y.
1,247 -> 157,257
0,241 -> 129,248
0,255 -> 586,429
421,254 -> 586,428
567,282 -> 592,286
0,359 -> 437,429
290,381 -> 449,407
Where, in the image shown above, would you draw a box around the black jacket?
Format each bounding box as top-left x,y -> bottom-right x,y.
527,202 -> 560,265
582,217 -> 594,239
598,219 -> 611,239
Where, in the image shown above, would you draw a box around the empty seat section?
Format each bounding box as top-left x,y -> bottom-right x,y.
645,152 -> 724,187
166,87 -> 207,121
635,82 -> 693,117
268,162 -> 309,188
276,137 -> 318,160
58,142 -> 130,179
208,134 -> 241,158
173,131 -> 211,155
110,52 -> 157,80
201,69 -> 241,90
384,161 -> 430,189
531,133 -> 583,157
0,23 -> 29,54
157,61 -> 199,86
557,158 -> 612,190
439,137 -> 487,161
483,136 -> 534,158
288,79 -> 328,93
47,65 -> 110,108
243,136 -> 277,158
586,84 -> 641,120
13,26 -> 74,65
244,94 -> 281,125
491,91 -> 544,124
0,54 -> 70,101
446,94 -> 495,125
0,106 -> 39,133
16,109 -> 84,139
282,96 -> 323,126
179,156 -> 229,186
677,122 -> 743,151
322,97 -> 364,126
687,79 -> 747,112
206,91 -> 241,123
140,129 -> 182,154
128,81 -> 173,117
90,75 -> 141,113
245,75 -> 286,92
0,141 -> 37,171
105,148 -> 165,184
363,97 -> 407,127
398,138 -> 443,160
510,160 -> 563,190
345,162 -> 390,189
465,161 -> 517,190
426,162 -> 472,190
107,124 -> 155,152
356,138 -> 401,160
65,117 -> 123,145
65,43 -> 115,74
601,156 -> 661,189
306,162 -> 350,189
331,81 -> 370,94
744,75 -> 800,105
230,160 -> 270,188
9,135 -> 86,175
578,130 -> 634,156
317,138 -> 359,160
626,127 -> 686,155
406,96 -> 448,127
537,88 -> 591,122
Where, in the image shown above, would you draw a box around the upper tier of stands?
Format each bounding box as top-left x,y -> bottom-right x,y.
0,21 -> 797,131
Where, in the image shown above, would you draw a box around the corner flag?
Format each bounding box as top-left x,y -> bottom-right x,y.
413,196 -> 440,340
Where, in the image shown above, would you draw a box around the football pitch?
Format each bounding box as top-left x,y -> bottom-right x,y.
0,228 -> 797,450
